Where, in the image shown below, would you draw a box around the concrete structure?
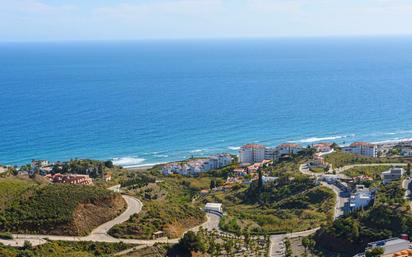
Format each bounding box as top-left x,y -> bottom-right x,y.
262,176 -> 278,184
276,143 -> 303,156
381,167 -> 406,184
239,144 -> 266,165
349,185 -> 372,211
264,147 -> 279,161
366,238 -> 411,256
204,203 -> 223,213
343,142 -> 378,157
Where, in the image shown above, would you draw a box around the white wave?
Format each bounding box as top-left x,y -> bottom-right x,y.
294,135 -> 353,143
154,154 -> 169,158
190,149 -> 204,153
228,146 -> 241,150
112,157 -> 145,167
124,162 -> 164,169
372,138 -> 412,144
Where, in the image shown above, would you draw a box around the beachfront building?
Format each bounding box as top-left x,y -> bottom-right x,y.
31,159 -> 50,168
239,144 -> 266,165
343,142 -> 378,157
162,153 -> 233,176
276,143 -> 303,156
349,185 -> 372,211
264,147 -> 278,161
381,167 -> 406,184
313,143 -> 333,153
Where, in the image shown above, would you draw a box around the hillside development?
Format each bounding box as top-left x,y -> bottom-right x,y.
0,177 -> 126,236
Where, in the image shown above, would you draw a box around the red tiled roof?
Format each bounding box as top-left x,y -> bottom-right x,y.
242,144 -> 266,149
350,142 -> 374,147
278,143 -> 301,148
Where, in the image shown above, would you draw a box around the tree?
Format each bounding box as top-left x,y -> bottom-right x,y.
210,180 -> 216,190
258,169 -> 263,193
104,160 -> 114,168
365,247 -> 384,257
22,240 -> 32,250
407,163 -> 411,176
178,231 -> 207,254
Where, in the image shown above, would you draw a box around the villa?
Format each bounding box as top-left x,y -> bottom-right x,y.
313,142 -> 333,153
381,167 -> 406,184
349,185 -> 372,211
343,142 -> 378,157
276,143 -> 303,156
47,173 -> 93,185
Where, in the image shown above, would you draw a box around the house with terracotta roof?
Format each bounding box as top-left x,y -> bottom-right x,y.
313,142 -> 333,153
343,142 -> 377,157
49,173 -> 93,185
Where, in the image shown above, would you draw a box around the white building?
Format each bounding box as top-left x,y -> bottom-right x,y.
313,143 -> 333,153
343,142 -> 377,157
239,144 -> 266,165
262,176 -> 278,184
264,147 -> 279,161
381,167 -> 406,184
205,203 -> 223,213
349,185 -> 372,211
401,146 -> 412,157
276,143 -> 303,156
162,153 -> 233,176
365,238 -> 411,256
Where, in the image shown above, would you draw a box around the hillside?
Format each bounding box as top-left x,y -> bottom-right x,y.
109,174 -> 206,239
314,181 -> 412,255
0,177 -> 126,236
203,173 -> 335,234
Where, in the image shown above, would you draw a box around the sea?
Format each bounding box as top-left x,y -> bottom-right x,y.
1,37 -> 412,167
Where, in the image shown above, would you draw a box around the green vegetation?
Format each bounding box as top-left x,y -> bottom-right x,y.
0,241 -> 133,257
314,180 -> 412,255
0,231 -> 13,239
203,172 -> 335,235
0,178 -> 125,236
325,151 -> 411,168
109,175 -> 206,239
0,177 -> 37,211
168,228 -> 269,257
343,165 -> 391,179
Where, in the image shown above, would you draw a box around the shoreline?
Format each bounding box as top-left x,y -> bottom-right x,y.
3,137 -> 412,168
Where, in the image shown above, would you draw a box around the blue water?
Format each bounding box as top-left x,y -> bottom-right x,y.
1,37 -> 412,167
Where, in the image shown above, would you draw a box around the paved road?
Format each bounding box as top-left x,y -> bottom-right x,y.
6,197 -> 221,247
335,163 -> 407,174
89,195 -> 142,237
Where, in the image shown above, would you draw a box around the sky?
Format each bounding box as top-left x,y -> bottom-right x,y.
1,0 -> 412,41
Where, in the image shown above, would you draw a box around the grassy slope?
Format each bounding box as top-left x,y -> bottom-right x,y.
343,165 -> 392,178
325,151 -> 411,168
0,241 -> 133,257
109,176 -> 206,239
215,185 -> 335,234
0,177 -> 126,236
0,177 -> 36,211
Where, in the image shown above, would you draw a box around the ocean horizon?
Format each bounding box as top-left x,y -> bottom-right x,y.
1,37 -> 412,167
